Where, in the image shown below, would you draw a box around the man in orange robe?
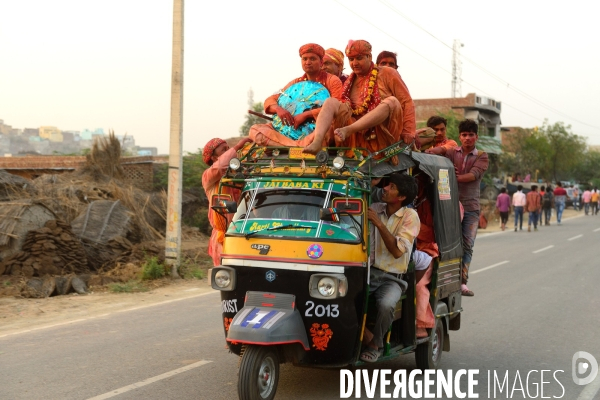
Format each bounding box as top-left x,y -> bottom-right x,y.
202,137 -> 253,266
249,43 -> 343,147
302,40 -> 416,158
322,47 -> 348,84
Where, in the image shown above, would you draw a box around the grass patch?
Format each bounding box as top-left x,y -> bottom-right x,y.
178,257 -> 205,280
108,281 -> 149,293
141,256 -> 166,280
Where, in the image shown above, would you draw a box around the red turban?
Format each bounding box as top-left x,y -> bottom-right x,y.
202,138 -> 226,165
324,48 -> 344,67
345,40 -> 372,58
299,43 -> 325,59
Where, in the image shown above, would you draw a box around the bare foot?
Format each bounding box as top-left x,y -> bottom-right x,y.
302,141 -> 323,155
334,127 -> 351,142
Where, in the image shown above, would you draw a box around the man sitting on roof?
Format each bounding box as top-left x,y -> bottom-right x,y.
302,40 -> 416,161
249,43 -> 343,148
322,48 -> 348,84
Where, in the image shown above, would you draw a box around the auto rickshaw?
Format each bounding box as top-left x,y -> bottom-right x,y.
210,143 -> 463,400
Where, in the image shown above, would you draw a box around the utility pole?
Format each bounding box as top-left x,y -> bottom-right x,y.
165,0 -> 184,278
451,39 -> 464,98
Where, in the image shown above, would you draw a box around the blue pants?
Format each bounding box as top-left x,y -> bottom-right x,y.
514,206 -> 524,230
461,210 -> 479,285
528,211 -> 538,228
543,207 -> 552,224
555,202 -> 565,223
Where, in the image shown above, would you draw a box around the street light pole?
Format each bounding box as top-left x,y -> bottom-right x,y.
165,0 -> 184,278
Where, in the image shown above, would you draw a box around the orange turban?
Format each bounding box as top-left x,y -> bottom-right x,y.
324,48 -> 344,67
202,138 -> 226,165
299,43 -> 325,59
345,40 -> 372,57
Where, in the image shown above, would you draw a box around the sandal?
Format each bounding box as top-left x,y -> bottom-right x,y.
461,284 -> 474,296
360,347 -> 380,363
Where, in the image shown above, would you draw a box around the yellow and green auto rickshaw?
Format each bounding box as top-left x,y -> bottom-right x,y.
210,143 -> 463,400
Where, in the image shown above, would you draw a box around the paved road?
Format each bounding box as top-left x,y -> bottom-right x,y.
2,215 -> 600,399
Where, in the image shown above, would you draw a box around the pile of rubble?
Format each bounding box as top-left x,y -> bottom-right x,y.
0,220 -> 87,277
0,133 -> 203,298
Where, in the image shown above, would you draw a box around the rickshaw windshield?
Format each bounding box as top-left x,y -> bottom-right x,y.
229,189 -> 362,242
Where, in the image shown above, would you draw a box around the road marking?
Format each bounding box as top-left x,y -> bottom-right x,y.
568,234 -> 583,241
576,372 -> 600,400
86,360 -> 213,400
471,261 -> 510,275
594,227 -> 600,232
533,245 -> 554,254
0,290 -> 219,339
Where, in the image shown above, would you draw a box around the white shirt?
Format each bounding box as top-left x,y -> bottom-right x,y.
512,191 -> 526,207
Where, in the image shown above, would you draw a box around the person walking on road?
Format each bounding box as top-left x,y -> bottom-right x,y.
553,182 -> 567,224
591,188 -> 599,215
542,185 -> 554,225
526,185 -> 541,232
512,185 -> 526,231
496,187 -> 510,231
582,188 -> 591,215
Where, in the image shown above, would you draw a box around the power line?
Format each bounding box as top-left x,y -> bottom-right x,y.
376,0 -> 600,131
332,0 -> 545,124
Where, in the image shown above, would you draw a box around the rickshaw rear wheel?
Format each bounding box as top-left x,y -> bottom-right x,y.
238,345 -> 280,400
415,318 -> 444,370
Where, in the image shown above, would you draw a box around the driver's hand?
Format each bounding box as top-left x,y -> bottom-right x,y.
367,208 -> 380,225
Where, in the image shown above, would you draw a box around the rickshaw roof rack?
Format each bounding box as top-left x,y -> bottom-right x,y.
226,145 -> 370,179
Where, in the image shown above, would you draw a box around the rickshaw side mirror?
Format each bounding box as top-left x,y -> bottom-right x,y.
212,200 -> 238,214
211,194 -> 237,214
332,198 -> 363,214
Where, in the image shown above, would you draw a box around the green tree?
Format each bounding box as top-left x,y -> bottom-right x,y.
239,88 -> 265,136
573,149 -> 600,187
153,148 -> 208,198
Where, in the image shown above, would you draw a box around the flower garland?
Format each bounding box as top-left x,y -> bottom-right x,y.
341,66 -> 380,116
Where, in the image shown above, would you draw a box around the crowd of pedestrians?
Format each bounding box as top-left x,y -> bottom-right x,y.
494,182 -> 596,232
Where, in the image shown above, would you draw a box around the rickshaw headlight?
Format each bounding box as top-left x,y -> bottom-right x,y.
215,270 -> 231,288
229,158 -> 241,171
317,277 -> 336,297
309,274 -> 347,299
332,157 -> 345,170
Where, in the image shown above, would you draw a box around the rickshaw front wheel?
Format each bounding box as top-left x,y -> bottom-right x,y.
238,345 -> 280,400
415,318 -> 444,370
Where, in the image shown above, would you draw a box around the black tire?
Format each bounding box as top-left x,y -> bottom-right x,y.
415,318 -> 444,370
481,185 -> 499,201
238,345 -> 280,400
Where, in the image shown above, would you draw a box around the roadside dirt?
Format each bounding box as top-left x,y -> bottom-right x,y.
0,277 -> 215,338
0,238 -> 215,338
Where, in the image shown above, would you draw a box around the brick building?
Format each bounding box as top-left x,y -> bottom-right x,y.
0,155 -> 168,192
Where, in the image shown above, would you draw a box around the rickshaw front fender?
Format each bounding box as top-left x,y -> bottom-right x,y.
226,306 -> 310,351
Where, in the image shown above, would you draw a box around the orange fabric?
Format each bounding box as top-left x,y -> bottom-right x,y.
345,40 -> 372,57
434,137 -> 458,151
202,147 -> 241,266
416,262 -> 435,329
324,48 -> 344,67
334,67 -> 416,151
299,43 -> 324,59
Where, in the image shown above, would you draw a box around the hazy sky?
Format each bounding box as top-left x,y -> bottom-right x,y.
2,1 -> 599,154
